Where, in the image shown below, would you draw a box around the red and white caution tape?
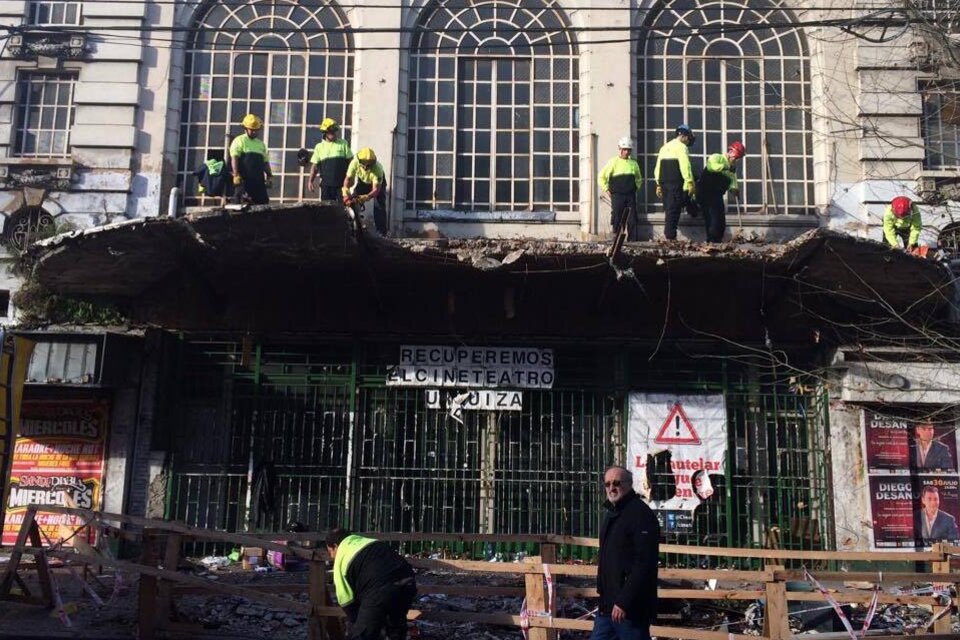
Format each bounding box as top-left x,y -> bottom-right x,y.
804,568 -> 881,640
519,597 -> 530,640
544,563 -> 555,619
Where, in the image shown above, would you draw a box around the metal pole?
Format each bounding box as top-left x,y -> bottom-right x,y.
167,187 -> 180,218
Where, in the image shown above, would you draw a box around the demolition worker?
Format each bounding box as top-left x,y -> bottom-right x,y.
598,136 -> 643,240
654,124 -> 697,241
697,141 -> 746,243
326,528 -> 417,640
593,466 -> 660,640
343,147 -> 388,234
309,117 -> 353,201
230,113 -> 273,205
883,196 -> 922,251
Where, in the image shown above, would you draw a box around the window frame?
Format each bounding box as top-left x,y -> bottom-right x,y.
28,1 -> 82,26
406,0 -> 579,217
13,72 -> 77,159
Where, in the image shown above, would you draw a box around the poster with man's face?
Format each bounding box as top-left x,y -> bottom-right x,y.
863,411 -> 957,473
869,475 -> 960,548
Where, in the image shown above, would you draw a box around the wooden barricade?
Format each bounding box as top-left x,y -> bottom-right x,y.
2,505 -> 959,640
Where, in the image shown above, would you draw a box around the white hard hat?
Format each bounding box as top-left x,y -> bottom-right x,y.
618,136 -> 634,149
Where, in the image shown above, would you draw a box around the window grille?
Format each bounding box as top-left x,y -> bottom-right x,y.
407,0 -> 579,215
921,80 -> 960,170
178,0 -> 354,205
28,1 -> 81,25
14,73 -> 76,157
639,0 -> 815,214
3,207 -> 55,253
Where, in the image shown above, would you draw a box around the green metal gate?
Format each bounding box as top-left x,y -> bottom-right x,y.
164,339 -> 833,559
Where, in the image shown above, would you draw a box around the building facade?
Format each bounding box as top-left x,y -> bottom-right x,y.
0,0 -> 959,557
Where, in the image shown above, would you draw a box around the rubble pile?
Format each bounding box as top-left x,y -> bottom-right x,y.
175,593 -> 311,639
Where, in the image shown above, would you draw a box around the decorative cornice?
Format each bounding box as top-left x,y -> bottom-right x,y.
0,162 -> 74,191
7,33 -> 87,60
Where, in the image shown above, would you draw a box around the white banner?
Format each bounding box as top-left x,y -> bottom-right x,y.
627,393 -> 727,513
425,389 -> 523,412
386,345 -> 554,389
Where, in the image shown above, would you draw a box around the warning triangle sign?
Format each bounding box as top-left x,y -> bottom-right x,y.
654,402 -> 701,445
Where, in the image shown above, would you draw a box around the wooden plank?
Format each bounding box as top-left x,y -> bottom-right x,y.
26,522 -> 53,607
776,570 -> 959,583
762,565 -> 789,640
523,555 -> 548,640
307,560 -> 325,640
931,543 -> 952,635
156,533 -> 181,630
541,543 -> 557,640
660,543 -> 943,562
787,591 -> 939,606
138,530 -> 160,640
307,605 -> 767,640
36,506 -> 322,562
659,588 -> 762,600
0,506 -> 37,598
49,548 -> 313,615
407,558 -> 596,576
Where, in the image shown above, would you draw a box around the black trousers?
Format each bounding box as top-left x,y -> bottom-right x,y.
350,580 -> 417,640
354,180 -> 388,234
700,193 -> 726,243
321,184 -> 342,202
662,184 -> 686,240
235,178 -> 269,205
610,191 -> 638,241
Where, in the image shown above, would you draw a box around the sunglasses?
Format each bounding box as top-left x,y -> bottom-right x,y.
604,480 -> 623,488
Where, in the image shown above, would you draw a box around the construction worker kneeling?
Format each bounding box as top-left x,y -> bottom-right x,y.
326,529 -> 417,640
599,136 -> 643,241
697,141 -> 745,243
884,196 -> 923,254
342,147 -> 388,234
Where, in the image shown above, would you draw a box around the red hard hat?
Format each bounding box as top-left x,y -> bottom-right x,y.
728,141 -> 746,159
891,196 -> 912,218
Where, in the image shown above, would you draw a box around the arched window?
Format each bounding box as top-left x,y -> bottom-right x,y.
3,206 -> 54,253
639,0 -> 814,214
178,1 -> 353,204
407,0 -> 579,215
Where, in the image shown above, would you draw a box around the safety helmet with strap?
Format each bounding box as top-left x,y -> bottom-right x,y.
891,196 -> 912,218
357,147 -> 377,164
320,117 -> 339,133
241,113 -> 263,130
727,140 -> 746,160
617,136 -> 634,150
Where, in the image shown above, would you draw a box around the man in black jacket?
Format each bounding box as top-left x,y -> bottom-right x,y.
326,528 -> 417,640
592,466 -> 660,640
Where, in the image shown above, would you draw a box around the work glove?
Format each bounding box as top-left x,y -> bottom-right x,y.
356,194 -> 369,204
655,185 -> 663,199
232,175 -> 242,186
728,188 -> 739,199
198,185 -> 206,195
264,175 -> 273,188
342,195 -> 352,206
686,182 -> 696,197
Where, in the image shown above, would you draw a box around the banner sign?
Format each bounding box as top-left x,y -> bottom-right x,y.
863,409 -> 960,550
627,393 -> 727,522
863,410 -> 957,474
425,389 -> 523,412
2,400 -> 109,546
387,345 -> 554,389
869,475 -> 960,548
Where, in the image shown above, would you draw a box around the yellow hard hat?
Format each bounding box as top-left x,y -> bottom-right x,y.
357,148 -> 377,164
320,117 -> 339,133
241,113 -> 262,130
